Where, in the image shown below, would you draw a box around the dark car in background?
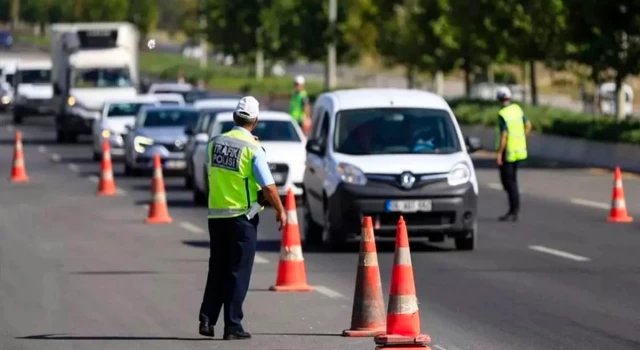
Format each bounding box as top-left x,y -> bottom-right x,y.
0,31 -> 13,49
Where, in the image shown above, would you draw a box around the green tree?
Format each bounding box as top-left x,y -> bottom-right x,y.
128,0 -> 160,40
565,0 -> 640,120
75,0 -> 128,22
444,0 -> 509,97
504,0 -> 567,105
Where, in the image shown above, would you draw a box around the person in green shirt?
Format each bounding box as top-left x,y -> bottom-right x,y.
289,75 -> 310,132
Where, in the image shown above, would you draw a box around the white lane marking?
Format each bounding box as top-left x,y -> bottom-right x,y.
38,145 -> 47,153
142,204 -> 150,210
116,187 -> 127,195
313,285 -> 346,299
50,153 -> 61,162
570,198 -> 609,210
434,345 -> 448,350
254,254 -> 269,264
6,124 -> 14,131
179,221 -> 205,234
88,175 -> 99,183
487,182 -> 502,190
68,163 -> 79,172
529,245 -> 591,262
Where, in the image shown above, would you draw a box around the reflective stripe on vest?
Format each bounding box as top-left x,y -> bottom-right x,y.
496,104 -> 528,162
289,90 -> 307,122
207,129 -> 263,218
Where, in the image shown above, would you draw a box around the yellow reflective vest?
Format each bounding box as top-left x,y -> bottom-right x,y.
207,128 -> 263,218
496,104 -> 528,163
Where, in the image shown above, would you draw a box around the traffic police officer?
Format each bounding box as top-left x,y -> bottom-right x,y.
199,96 -> 287,340
496,86 -> 531,222
290,75 -> 311,133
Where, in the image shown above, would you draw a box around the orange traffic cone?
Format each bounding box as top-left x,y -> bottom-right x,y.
145,154 -> 173,224
269,188 -> 313,292
9,130 -> 29,183
97,140 -> 117,196
374,217 -> 431,350
342,216 -> 386,337
607,167 -> 633,223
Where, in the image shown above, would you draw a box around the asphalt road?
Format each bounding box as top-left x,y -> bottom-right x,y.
2,50 -> 640,350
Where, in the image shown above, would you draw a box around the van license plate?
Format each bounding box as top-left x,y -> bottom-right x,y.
385,200 -> 432,213
165,160 -> 186,169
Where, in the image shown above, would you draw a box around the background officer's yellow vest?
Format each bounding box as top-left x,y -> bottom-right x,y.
289,90 -> 307,123
207,129 -> 262,218
496,104 -> 528,163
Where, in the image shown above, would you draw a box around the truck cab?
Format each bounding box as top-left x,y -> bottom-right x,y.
50,22 -> 139,143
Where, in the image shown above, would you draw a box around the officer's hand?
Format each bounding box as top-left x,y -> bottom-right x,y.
496,155 -> 503,166
276,210 -> 287,231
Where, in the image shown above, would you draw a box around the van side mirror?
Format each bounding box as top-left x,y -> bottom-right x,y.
305,139 -> 325,155
465,136 -> 482,153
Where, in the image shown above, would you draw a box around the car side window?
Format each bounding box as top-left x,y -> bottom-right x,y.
318,112 -> 330,147
310,104 -> 324,138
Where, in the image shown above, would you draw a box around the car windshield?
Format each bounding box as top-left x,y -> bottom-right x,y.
199,108 -> 234,133
219,120 -> 301,142
333,108 -> 460,155
107,103 -> 153,118
19,69 -> 50,84
140,109 -> 200,128
72,67 -> 133,88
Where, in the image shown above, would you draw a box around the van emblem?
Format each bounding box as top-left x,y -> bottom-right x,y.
399,172 -> 415,189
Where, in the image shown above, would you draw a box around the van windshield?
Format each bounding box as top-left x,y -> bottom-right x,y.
73,67 -> 133,88
19,69 -> 51,84
333,108 -> 461,155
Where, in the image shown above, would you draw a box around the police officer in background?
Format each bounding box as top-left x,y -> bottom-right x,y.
495,87 -> 531,222
290,75 -> 310,132
199,96 -> 287,340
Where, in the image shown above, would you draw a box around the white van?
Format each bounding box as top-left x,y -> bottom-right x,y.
302,88 -> 481,251
12,59 -> 54,124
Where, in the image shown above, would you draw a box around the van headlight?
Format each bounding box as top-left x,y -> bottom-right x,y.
67,96 -> 77,106
447,162 -> 471,186
1,95 -> 10,104
134,136 -> 154,153
336,162 -> 367,185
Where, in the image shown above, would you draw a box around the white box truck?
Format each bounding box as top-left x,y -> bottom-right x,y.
50,22 -> 140,143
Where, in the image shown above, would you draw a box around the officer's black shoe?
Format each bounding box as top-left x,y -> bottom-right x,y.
198,322 -> 214,337
223,330 -> 252,340
498,213 -> 518,222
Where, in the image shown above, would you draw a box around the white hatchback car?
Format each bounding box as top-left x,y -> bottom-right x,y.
192,111 -> 306,205
302,88 -> 482,250
92,95 -> 161,160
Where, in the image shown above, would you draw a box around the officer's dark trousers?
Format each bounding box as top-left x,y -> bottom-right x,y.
199,214 -> 258,332
499,160 -> 520,214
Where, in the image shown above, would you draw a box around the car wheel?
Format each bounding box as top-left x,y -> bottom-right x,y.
12,109 -> 23,124
56,131 -> 68,144
454,222 -> 477,251
124,162 -> 133,176
321,200 -> 346,251
303,196 -> 322,247
92,151 -> 101,161
185,175 -> 193,189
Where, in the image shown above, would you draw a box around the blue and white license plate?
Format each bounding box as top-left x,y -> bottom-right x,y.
385,200 -> 432,213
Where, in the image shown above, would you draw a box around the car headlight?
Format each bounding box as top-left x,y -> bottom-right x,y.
67,96 -> 76,106
1,95 -> 10,104
447,162 -> 471,186
101,129 -> 112,138
134,135 -> 154,153
336,162 -> 367,185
